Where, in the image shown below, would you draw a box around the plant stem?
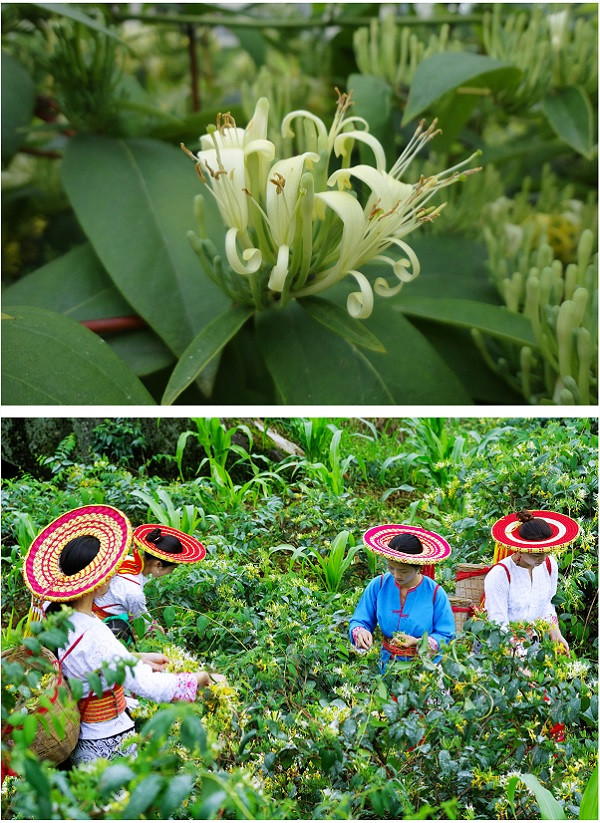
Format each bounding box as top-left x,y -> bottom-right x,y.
112,11 -> 486,30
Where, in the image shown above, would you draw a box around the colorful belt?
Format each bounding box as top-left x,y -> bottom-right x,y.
78,684 -> 127,723
382,638 -> 418,657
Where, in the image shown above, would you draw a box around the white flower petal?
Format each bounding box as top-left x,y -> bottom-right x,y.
346,270 -> 374,319
268,245 -> 290,292
333,131 -> 387,172
328,165 -> 413,211
225,227 -> 261,275
266,152 -> 319,245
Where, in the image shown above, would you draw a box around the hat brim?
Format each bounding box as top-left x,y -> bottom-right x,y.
491,511 -> 579,552
23,505 -> 132,601
363,524 -> 451,564
133,524 -> 206,563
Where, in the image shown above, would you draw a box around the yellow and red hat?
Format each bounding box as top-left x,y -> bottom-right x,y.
491,510 -> 579,553
363,524 -> 451,565
133,524 -> 206,564
23,505 -> 132,602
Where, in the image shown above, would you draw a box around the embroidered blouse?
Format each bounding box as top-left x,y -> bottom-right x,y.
484,555 -> 558,627
94,573 -> 149,619
349,573 -> 455,669
58,613 -> 197,740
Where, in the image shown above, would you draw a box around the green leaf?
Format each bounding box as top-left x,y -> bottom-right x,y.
162,305 -> 254,405
300,296 -> 386,353
33,3 -> 128,44
541,86 -> 596,160
2,305 -> 155,404
579,763 -> 598,821
2,243 -> 173,377
160,773 -> 195,818
98,764 -> 136,798
518,773 -> 566,820
1,52 -> 36,163
163,605 -> 176,628
132,617 -> 147,639
347,72 -> 395,162
22,757 -> 52,818
193,777 -> 227,819
86,671 -> 103,698
122,774 -> 165,818
60,135 -> 229,358
2,243 -> 132,319
395,296 -> 536,347
180,714 -> 207,753
256,302 -> 395,403
403,52 -> 521,124
360,299 -> 473,403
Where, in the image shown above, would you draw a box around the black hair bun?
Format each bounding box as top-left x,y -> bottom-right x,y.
516,510 -> 535,523
146,528 -> 162,543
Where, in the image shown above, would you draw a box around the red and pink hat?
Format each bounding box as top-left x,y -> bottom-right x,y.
363,524 -> 451,565
133,524 -> 206,564
491,510 -> 579,553
23,505 -> 132,602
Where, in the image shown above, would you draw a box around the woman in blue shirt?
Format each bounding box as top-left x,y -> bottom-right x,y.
349,525 -> 455,671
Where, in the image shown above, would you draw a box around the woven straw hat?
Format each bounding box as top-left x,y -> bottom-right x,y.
491,510 -> 579,553
363,524 -> 451,565
23,505 -> 132,602
133,524 -> 206,563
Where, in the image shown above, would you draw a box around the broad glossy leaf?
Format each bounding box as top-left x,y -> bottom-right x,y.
347,73 -> 395,163
404,53 -> 521,124
1,52 -> 36,162
123,774 -> 165,819
541,86 -> 596,160
2,305 -> 155,404
395,296 -> 536,347
61,135 -> 229,357
360,299 -> 473,403
2,243 -> 131,319
579,763 -> 598,821
162,305 -> 254,405
256,302 -> 395,403
518,773 -> 565,821
300,296 -> 386,352
405,318 -> 523,404
2,244 -> 173,377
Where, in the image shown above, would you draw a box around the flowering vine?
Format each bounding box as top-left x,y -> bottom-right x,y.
183,89 -> 480,319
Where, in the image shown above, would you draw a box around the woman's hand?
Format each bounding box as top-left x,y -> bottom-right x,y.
196,671 -> 229,688
394,632 -> 419,647
139,652 -> 169,672
549,625 -> 570,655
354,628 -> 373,650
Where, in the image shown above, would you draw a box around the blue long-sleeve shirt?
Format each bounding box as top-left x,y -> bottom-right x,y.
349,573 -> 455,670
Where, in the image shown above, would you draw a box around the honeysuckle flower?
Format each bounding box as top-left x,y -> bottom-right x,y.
184,89 -> 481,318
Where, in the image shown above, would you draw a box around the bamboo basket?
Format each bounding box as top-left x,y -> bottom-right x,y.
1,646 -> 80,764
450,596 -> 475,633
454,563 -> 489,604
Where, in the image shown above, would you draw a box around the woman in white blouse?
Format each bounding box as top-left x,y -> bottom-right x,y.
94,524 -> 206,642
23,506 -> 224,765
484,509 -> 580,654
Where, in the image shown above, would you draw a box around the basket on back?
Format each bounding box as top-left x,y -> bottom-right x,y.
1,645 -> 80,764
449,596 -> 475,633
455,563 -> 489,604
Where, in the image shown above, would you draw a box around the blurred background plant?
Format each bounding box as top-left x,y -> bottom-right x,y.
1,3 -> 596,405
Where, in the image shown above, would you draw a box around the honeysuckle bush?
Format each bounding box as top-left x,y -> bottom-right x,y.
1,416 -> 598,819
1,3 -> 597,405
